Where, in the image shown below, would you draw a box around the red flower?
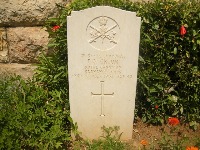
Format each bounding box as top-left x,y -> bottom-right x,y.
52,25 -> 60,31
155,105 -> 159,109
140,139 -> 148,146
186,146 -> 199,150
168,117 -> 180,126
180,25 -> 186,37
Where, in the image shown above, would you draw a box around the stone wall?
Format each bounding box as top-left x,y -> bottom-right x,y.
0,0 -> 151,79
0,0 -> 67,79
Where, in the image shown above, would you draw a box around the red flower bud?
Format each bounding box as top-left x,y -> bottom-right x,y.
155,105 -> 159,109
52,25 -> 60,32
180,25 -> 186,37
168,117 -> 180,126
140,139 -> 148,146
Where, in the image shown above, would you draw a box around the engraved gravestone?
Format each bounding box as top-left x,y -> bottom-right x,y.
67,6 -> 141,140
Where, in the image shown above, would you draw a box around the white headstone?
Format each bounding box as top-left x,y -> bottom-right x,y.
67,6 -> 141,140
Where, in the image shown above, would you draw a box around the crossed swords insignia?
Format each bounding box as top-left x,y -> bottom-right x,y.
89,17 -> 118,44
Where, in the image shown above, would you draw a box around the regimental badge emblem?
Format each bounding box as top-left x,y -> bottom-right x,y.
86,16 -> 120,51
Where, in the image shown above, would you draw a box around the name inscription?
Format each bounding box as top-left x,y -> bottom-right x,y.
71,53 -> 133,79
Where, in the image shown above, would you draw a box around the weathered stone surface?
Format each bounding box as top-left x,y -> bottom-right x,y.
0,0 -> 66,27
7,27 -> 49,63
0,28 -> 8,62
0,63 -> 36,79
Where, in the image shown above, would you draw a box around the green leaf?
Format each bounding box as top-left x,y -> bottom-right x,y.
149,87 -> 157,93
174,47 -> 177,55
142,116 -> 147,122
154,24 -> 159,30
47,43 -> 59,48
180,106 -> 183,114
197,40 -> 200,45
189,121 -> 195,126
54,72 -> 63,79
186,51 -> 190,58
139,56 -> 145,64
68,116 -> 73,123
193,30 -> 197,36
172,110 -> 178,116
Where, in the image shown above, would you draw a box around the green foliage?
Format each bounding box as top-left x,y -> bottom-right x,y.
135,0 -> 200,129
0,75 -> 71,149
74,126 -> 129,150
157,128 -> 189,150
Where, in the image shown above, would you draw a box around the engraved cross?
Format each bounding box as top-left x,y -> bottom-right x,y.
91,81 -> 114,116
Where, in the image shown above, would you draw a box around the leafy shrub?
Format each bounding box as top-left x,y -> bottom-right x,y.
135,0 -> 200,129
73,126 -> 129,150
0,75 -> 71,149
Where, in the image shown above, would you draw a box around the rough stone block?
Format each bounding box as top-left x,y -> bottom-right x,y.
0,0 -> 66,27
0,63 -> 36,79
7,27 -> 49,63
0,28 -> 8,62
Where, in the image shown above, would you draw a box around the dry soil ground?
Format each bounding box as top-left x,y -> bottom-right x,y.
128,119 -> 200,149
